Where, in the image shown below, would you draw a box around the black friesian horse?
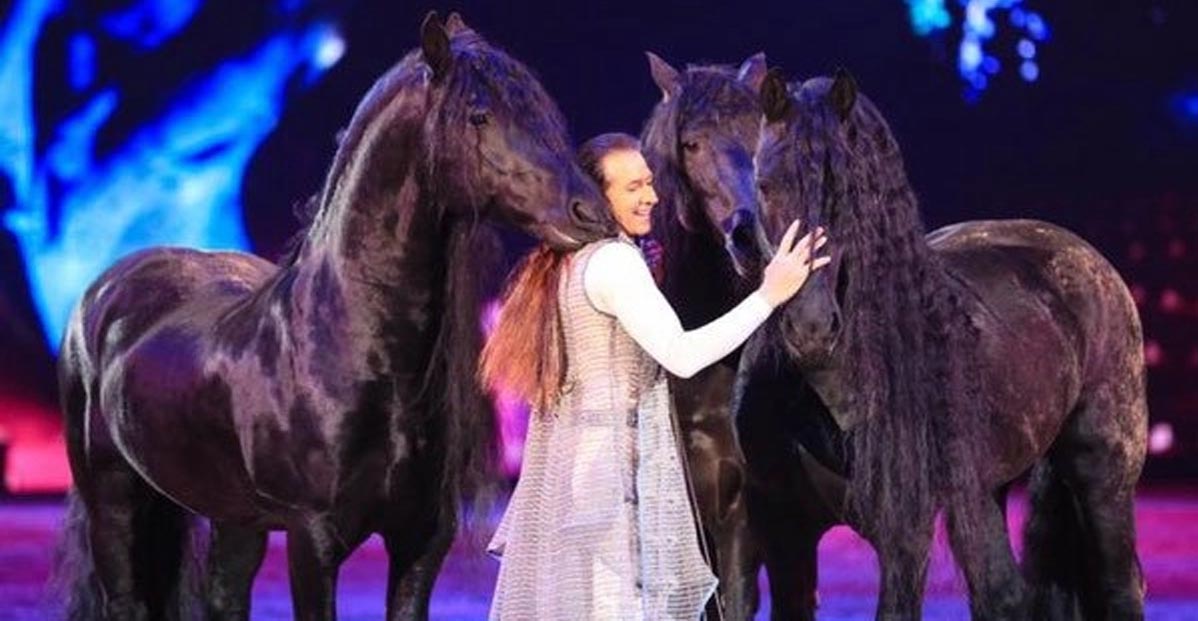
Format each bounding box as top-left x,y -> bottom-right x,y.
732,69 -> 1147,620
55,13 -> 608,621
639,52 -> 770,620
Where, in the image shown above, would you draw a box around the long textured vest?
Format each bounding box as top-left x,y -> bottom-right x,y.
488,239 -> 717,620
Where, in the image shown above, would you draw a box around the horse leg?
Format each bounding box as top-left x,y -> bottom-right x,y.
205,522 -> 268,621
1056,384 -> 1147,620
78,466 -> 150,621
749,491 -> 823,621
286,518 -> 362,621
710,476 -> 762,621
945,488 -> 1028,620
1023,459 -> 1088,621
382,511 -> 456,621
872,519 -> 933,621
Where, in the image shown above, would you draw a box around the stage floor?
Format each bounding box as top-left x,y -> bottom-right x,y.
3,487 -> 1195,620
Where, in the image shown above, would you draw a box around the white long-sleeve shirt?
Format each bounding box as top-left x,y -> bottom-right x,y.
583,241 -> 774,379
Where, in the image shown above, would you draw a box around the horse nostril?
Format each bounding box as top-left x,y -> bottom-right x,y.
569,199 -> 591,223
829,311 -> 841,335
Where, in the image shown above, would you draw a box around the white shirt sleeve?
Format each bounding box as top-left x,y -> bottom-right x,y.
583,241 -> 774,379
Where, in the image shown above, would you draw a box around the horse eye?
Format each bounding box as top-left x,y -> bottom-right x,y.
681,140 -> 700,154
469,112 -> 489,127
757,181 -> 770,196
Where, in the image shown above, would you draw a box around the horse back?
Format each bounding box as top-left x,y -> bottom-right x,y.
927,219 -> 1143,481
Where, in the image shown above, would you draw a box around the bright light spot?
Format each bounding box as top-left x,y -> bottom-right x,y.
1018,38 -> 1036,59
1010,8 -> 1027,27
1144,340 -> 1164,367
906,0 -> 952,35
1148,422 -> 1174,455
1020,61 -> 1039,82
960,39 -> 983,72
965,2 -> 994,37
1025,12 -> 1049,40
1160,289 -> 1184,313
1184,96 -> 1198,119
315,29 -> 346,70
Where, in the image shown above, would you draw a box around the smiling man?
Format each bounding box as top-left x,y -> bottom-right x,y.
598,144 -> 658,236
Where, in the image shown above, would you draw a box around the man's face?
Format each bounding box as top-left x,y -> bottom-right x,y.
599,149 -> 658,237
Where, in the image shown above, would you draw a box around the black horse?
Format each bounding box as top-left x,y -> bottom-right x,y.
55,13 -> 608,621
639,52 -> 770,620
731,69 -> 1148,620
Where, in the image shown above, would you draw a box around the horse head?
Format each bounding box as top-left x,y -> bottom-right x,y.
419,12 -> 611,248
754,68 -> 861,367
641,52 -> 770,276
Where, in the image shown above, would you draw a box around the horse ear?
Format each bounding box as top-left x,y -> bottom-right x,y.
445,12 -> 470,35
737,52 -> 768,93
830,67 -> 858,123
761,68 -> 791,123
646,51 -> 681,102
421,11 -> 452,80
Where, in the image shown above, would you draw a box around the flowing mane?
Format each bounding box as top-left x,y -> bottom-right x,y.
779,76 -> 992,602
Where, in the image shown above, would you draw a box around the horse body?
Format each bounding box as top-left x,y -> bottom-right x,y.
733,71 -> 1147,620
931,219 -> 1146,484
57,13 -> 608,621
639,52 -> 770,621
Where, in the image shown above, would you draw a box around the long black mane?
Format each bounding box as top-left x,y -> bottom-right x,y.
278,25 -> 571,516
778,76 -> 991,602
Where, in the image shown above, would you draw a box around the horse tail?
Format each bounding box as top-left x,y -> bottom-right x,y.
53,489 -> 102,620
53,488 -> 206,621
1022,459 -> 1089,620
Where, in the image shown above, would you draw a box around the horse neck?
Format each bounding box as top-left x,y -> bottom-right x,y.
660,197 -> 743,329
290,105 -> 449,373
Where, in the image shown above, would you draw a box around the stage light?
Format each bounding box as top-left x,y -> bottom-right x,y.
906,0 -> 952,36
315,27 -> 346,71
908,1 -> 1050,98
959,39 -> 983,73
1020,61 -> 1039,82
1160,289 -> 1183,314
1024,12 -> 1049,41
1148,422 -> 1174,455
1144,340 -> 1163,367
1017,38 -> 1036,59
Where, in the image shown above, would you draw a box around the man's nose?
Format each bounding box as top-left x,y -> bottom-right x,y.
644,187 -> 659,205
